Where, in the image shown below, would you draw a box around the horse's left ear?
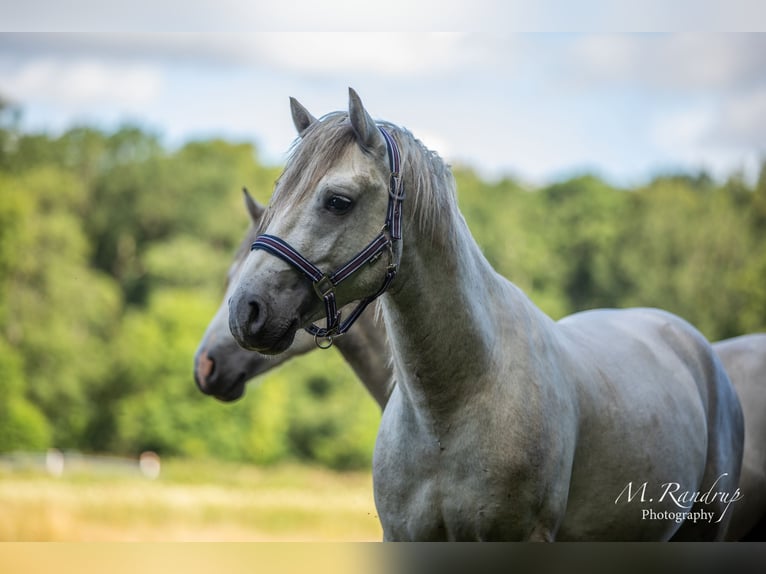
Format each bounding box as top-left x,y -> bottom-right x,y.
348,87 -> 385,154
242,187 -> 265,224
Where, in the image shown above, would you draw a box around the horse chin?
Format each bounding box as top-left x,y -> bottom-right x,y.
213,378 -> 247,403
246,319 -> 300,355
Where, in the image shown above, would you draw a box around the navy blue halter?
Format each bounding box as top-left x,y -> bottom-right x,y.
250,126 -> 404,348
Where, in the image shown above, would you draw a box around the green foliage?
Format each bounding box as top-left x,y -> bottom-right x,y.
0,109 -> 764,468
537,175 -> 629,314
612,177 -> 759,339
0,396 -> 52,452
0,340 -> 52,451
0,167 -> 122,448
109,288 -> 238,457
279,351 -> 380,470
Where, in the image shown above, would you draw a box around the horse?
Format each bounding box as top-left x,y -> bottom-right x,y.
714,334 -> 766,541
226,88 -> 744,540
193,188 -> 393,408
198,191 -> 765,541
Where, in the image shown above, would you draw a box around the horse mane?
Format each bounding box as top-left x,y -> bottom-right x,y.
260,111 -> 461,249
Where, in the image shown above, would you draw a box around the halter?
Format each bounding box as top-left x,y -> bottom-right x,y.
251,126 -> 404,348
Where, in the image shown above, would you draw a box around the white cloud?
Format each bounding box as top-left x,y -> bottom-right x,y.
709,87 -> 766,148
1,32 -> 489,81
3,58 -> 162,108
241,33 -> 477,79
649,99 -> 765,181
0,0 -> 529,33
650,104 -> 715,156
570,34 -> 766,92
5,0 -> 766,33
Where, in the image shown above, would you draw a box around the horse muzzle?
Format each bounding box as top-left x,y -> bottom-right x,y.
227,291 -> 301,355
193,344 -> 248,402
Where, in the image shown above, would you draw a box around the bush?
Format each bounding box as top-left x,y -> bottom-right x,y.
0,396 -> 52,452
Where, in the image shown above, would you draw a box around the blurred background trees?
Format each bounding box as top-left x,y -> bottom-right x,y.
1,99 -> 764,469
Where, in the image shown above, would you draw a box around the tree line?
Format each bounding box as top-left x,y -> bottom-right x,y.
1,101 -> 764,469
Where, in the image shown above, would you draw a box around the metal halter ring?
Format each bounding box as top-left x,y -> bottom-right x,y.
314,332 -> 334,349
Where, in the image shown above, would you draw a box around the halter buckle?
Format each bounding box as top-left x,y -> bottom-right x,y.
313,275 -> 335,299
386,241 -> 396,273
389,172 -> 404,200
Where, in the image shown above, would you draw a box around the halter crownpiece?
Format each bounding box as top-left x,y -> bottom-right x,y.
250,126 -> 404,348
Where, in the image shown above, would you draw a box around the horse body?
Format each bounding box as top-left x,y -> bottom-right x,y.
556,308 -> 739,540
201,187 -> 762,540
715,334 -> 766,540
371,189 -> 735,540
225,89 -> 744,540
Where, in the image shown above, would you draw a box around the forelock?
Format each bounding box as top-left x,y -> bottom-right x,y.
262,112 -> 356,227
259,110 -> 459,250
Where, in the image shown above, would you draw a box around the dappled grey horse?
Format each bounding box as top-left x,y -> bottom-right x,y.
225,89 -> 743,540
195,198 -> 766,539
196,188 -> 765,541
195,201 -> 766,539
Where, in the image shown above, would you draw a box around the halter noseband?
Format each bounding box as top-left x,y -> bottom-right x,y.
250,126 -> 404,349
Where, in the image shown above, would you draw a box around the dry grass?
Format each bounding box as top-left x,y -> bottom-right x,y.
0,458 -> 382,541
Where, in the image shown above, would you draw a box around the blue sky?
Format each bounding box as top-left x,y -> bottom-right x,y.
1,7 -> 766,186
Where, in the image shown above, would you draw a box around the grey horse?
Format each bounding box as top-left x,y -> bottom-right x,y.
224,89 -> 743,540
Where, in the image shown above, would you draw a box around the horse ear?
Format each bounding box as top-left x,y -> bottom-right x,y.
348,87 -> 385,154
242,187 -> 265,224
290,97 -> 317,136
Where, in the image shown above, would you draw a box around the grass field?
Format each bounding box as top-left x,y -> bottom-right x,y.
0,457 -> 382,541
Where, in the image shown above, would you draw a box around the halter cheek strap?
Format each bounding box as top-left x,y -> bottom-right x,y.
250,126 -> 404,348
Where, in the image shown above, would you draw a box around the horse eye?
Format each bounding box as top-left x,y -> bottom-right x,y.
325,195 -> 353,214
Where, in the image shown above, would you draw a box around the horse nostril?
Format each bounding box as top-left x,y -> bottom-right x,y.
243,298 -> 271,338
229,293 -> 270,350
194,350 -> 217,393
248,300 -> 261,326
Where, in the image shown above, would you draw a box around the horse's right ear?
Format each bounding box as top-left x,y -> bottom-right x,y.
290,97 -> 317,136
348,87 -> 385,154
242,187 -> 265,224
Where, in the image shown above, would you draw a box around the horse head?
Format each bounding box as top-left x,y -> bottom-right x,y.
228,88 -> 402,354
193,188 -> 320,400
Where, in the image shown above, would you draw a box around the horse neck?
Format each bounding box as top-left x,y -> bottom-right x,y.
333,302 -> 394,410
381,198 -> 553,415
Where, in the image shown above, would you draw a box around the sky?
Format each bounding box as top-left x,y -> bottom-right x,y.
1,4 -> 766,187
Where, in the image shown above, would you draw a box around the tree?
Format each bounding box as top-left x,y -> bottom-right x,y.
613,176 -> 758,340
0,167 -> 121,448
537,174 -> 628,315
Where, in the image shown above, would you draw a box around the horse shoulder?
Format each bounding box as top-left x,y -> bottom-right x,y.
372,366 -> 576,540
